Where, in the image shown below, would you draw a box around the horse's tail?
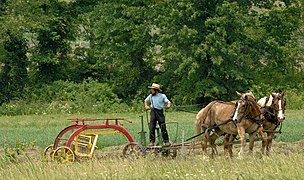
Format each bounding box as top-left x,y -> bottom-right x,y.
194,101 -> 217,141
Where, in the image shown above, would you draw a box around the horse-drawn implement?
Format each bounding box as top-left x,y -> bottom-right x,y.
43,116 -> 180,162
43,91 -> 286,162
43,118 -> 146,162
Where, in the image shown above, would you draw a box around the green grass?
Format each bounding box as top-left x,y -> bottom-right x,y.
0,112 -> 193,148
0,110 -> 303,179
275,110 -> 304,142
0,110 -> 303,148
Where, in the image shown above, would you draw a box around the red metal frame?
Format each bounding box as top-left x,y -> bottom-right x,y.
52,118 -> 135,149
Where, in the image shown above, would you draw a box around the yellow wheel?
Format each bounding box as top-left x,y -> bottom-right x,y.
42,144 -> 54,159
51,146 -> 76,163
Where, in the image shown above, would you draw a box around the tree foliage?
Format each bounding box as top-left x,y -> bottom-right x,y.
89,1 -> 155,98
0,0 -> 303,108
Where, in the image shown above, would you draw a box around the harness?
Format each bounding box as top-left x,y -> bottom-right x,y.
262,96 -> 280,125
260,95 -> 285,133
236,98 -> 261,124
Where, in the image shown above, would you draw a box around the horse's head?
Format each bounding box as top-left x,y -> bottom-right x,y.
232,91 -> 260,122
271,91 -> 286,122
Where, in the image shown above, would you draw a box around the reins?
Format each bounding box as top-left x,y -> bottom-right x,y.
185,118 -> 233,142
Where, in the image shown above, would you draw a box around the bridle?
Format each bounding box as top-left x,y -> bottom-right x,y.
263,95 -> 285,124
234,95 -> 260,122
276,95 -> 285,118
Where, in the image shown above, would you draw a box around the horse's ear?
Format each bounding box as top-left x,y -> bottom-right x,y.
271,93 -> 277,98
236,91 -> 242,97
249,91 -> 253,96
248,91 -> 255,99
281,91 -> 285,97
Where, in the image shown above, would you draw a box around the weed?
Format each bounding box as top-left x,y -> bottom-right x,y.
2,141 -> 36,162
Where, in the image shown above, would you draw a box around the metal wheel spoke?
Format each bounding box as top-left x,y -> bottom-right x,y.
123,143 -> 145,158
52,146 -> 75,163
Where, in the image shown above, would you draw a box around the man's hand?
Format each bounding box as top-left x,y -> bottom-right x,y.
144,101 -> 150,110
166,103 -> 172,109
145,105 -> 151,110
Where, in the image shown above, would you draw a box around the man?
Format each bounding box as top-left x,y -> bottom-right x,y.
144,83 -> 172,146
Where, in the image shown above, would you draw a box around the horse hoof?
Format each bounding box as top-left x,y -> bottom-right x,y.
237,152 -> 243,159
202,155 -> 209,161
236,156 -> 243,160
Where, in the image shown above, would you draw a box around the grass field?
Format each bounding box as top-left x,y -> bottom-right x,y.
0,110 -> 303,147
0,110 -> 303,179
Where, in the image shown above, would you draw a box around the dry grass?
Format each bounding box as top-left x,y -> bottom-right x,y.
0,110 -> 303,179
1,140 -> 304,179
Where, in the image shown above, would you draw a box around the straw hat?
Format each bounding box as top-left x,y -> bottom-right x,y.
148,83 -> 161,91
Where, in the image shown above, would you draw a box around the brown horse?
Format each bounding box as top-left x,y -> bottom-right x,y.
257,91 -> 286,155
195,101 -> 232,157
195,91 -> 263,158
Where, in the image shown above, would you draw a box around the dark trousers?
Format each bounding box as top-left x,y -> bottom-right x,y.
149,108 -> 169,143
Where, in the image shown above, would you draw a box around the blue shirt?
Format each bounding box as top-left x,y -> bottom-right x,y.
145,93 -> 171,110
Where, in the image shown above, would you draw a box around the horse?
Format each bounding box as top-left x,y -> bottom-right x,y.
195,101 -> 232,157
195,91 -> 263,158
257,91 -> 286,155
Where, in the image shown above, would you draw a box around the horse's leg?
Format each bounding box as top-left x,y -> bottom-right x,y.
224,134 -> 231,158
261,132 -> 268,155
195,112 -> 208,156
266,132 -> 275,156
237,125 -> 246,158
200,127 -> 209,157
195,116 -> 203,143
257,126 -> 267,155
257,126 -> 266,141
209,133 -> 218,158
248,131 -> 257,156
228,135 -> 236,157
209,129 -> 224,158
224,134 -> 237,158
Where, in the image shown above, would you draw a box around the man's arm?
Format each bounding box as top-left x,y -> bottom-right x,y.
144,100 -> 150,110
163,94 -> 171,109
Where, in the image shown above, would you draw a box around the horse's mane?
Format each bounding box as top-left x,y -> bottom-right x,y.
243,92 -> 255,99
257,94 -> 274,107
215,100 -> 236,106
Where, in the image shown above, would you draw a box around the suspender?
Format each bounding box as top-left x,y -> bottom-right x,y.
150,95 -> 154,109
150,94 -> 166,110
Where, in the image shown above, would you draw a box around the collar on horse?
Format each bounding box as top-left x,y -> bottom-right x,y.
235,98 -> 261,124
262,95 -> 281,126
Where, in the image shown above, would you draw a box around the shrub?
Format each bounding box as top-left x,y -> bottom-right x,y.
284,89 -> 304,110
0,78 -> 144,115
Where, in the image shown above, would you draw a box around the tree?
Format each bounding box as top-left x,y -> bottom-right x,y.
0,31 -> 28,104
31,1 -> 77,83
64,0 -> 103,82
256,2 -> 303,88
0,0 -> 32,104
90,0 -> 156,99
150,0 -> 303,104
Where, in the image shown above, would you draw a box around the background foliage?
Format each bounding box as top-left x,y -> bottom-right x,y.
0,0 -> 303,115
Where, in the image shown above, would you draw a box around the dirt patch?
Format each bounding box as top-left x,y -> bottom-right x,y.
1,140 -> 304,162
